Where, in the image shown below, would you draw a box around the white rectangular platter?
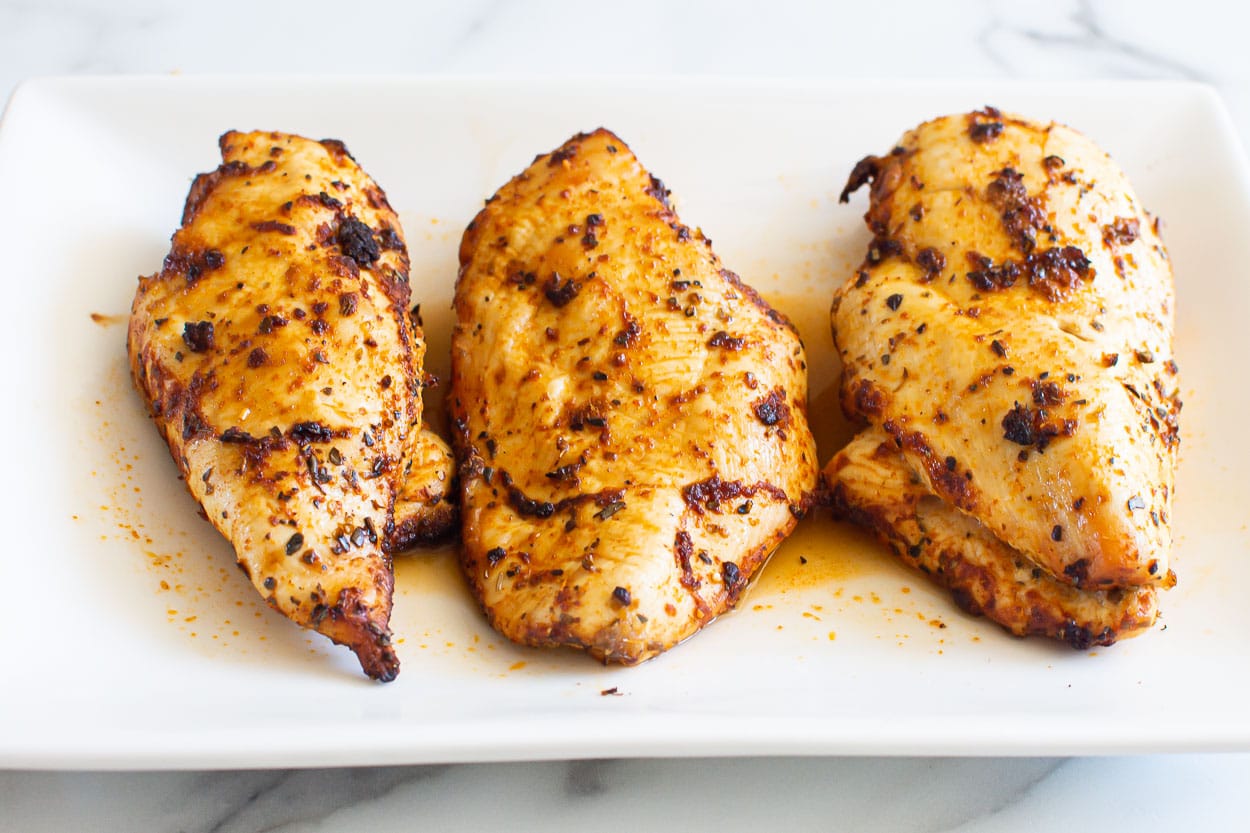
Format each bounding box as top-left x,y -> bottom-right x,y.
1,77 -> 1247,768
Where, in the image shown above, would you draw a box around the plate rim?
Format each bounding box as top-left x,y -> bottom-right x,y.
1,75 -> 1246,770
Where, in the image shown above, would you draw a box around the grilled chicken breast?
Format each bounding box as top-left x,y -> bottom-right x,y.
388,428 -> 456,553
128,130 -> 455,680
830,429 -> 1159,645
827,109 -> 1179,647
452,128 -> 819,662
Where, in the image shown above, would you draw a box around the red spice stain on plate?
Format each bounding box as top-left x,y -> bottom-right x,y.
89,362 -> 267,653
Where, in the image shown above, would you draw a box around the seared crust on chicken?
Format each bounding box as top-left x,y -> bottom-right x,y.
128,130 -> 455,680
452,128 -> 819,663
828,109 -> 1179,645
387,428 -> 457,552
829,429 -> 1158,647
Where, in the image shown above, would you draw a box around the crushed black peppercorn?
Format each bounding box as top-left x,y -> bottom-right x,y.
969,120 -> 1004,143
182,321 -> 215,353
916,247 -> 946,279
290,421 -> 333,444
1002,401 -> 1076,451
752,388 -> 792,428
707,331 -> 746,350
543,272 -> 580,307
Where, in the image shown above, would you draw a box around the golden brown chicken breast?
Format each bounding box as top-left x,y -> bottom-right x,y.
452,128 -> 819,663
128,130 -> 455,680
829,429 -> 1159,646
827,108 -> 1179,647
387,427 -> 457,552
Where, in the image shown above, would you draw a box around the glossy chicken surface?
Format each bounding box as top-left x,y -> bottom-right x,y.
830,429 -> 1159,646
452,129 -> 819,663
388,428 -> 456,553
128,131 -> 455,680
827,109 -> 1179,646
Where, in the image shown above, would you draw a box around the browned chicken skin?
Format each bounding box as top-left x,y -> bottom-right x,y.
830,429 -> 1159,647
826,109 -> 1179,647
128,131 -> 455,680
388,427 -> 457,552
452,129 -> 819,663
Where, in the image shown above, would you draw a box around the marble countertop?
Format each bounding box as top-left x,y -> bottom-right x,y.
3,1 -> 1248,830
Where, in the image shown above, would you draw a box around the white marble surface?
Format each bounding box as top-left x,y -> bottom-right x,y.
3,1 -> 1249,831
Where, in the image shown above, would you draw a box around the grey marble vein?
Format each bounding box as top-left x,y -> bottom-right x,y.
925,758 -> 1066,833
563,758 -> 614,798
204,767 -> 448,833
979,0 -> 1207,81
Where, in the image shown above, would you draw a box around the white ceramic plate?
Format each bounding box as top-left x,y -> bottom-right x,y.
1,77 -> 1247,769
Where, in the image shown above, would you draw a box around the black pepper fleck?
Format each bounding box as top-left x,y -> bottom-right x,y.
182,321 -> 215,353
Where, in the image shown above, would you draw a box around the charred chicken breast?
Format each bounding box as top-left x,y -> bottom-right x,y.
452,128 -> 819,663
128,130 -> 455,680
827,109 -> 1179,647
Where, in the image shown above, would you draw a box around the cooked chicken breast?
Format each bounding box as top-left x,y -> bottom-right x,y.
830,429 -> 1158,646
452,128 -> 819,663
828,109 -> 1179,646
388,427 -> 456,553
128,130 -> 455,680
